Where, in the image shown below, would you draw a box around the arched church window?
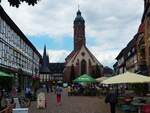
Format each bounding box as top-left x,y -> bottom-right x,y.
81,59 -> 87,74
89,59 -> 91,66
70,65 -> 75,82
76,59 -> 79,65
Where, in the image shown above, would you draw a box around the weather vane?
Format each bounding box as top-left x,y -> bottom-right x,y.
76,0 -> 80,10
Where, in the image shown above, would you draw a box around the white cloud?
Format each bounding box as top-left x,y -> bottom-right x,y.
89,46 -> 120,68
39,49 -> 70,63
39,48 -> 118,68
1,0 -> 144,67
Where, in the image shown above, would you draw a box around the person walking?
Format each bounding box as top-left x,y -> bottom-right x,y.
11,86 -> 17,97
46,84 -> 49,93
105,89 -> 118,113
25,86 -> 32,100
55,85 -> 62,105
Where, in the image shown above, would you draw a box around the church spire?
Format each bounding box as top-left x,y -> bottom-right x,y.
40,44 -> 50,73
73,9 -> 85,51
43,44 -> 46,57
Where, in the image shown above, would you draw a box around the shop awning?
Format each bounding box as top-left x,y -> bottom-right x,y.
101,71 -> 150,84
0,71 -> 14,77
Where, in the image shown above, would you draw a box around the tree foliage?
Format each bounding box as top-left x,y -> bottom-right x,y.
0,0 -> 40,8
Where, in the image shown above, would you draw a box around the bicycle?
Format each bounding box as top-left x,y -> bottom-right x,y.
19,96 -> 31,108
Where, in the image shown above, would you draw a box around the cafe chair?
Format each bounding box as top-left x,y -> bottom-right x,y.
141,104 -> 150,113
121,104 -> 131,112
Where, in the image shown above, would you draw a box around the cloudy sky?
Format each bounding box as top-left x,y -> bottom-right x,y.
1,0 -> 144,68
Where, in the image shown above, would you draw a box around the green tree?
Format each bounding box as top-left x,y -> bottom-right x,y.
0,0 -> 40,8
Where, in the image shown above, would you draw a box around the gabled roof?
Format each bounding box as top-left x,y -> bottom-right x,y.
116,48 -> 126,60
126,34 -> 138,50
49,63 -> 65,74
116,33 -> 138,60
65,50 -> 76,61
138,23 -> 145,33
65,45 -> 102,66
40,66 -> 50,74
40,62 -> 64,75
113,62 -> 118,68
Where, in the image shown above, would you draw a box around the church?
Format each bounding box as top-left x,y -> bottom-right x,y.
64,10 -> 104,82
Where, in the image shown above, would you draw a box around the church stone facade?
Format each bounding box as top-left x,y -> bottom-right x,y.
64,10 -> 104,82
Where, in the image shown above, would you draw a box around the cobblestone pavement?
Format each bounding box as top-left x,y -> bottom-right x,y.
29,89 -> 123,113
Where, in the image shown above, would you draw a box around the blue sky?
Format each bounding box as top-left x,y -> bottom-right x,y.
28,35 -> 73,51
1,0 -> 144,68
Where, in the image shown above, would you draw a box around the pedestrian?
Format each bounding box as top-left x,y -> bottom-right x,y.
25,86 -> 32,99
105,89 -> 118,113
11,86 -> 17,97
55,85 -> 62,105
0,91 -> 7,110
46,84 -> 49,93
67,85 -> 71,96
50,83 -> 53,92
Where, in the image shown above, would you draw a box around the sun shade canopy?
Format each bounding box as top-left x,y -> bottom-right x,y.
0,71 -> 14,77
73,74 -> 96,83
101,72 -> 150,84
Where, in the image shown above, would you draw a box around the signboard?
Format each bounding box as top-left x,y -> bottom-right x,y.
37,92 -> 46,109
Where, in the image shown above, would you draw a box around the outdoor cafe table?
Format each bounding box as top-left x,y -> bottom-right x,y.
131,97 -> 150,113
131,102 -> 146,113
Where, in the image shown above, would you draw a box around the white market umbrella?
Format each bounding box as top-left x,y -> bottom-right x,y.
96,77 -> 109,82
101,72 -> 150,84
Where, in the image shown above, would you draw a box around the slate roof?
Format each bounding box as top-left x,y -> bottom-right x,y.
116,33 -> 139,60
48,63 -> 65,74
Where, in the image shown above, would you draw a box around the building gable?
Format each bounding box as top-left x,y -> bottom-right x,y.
66,45 -> 102,67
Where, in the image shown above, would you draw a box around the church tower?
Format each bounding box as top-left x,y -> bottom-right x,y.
74,10 -> 85,51
64,9 -> 103,82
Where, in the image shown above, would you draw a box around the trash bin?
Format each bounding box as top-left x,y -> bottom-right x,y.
13,108 -> 28,113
